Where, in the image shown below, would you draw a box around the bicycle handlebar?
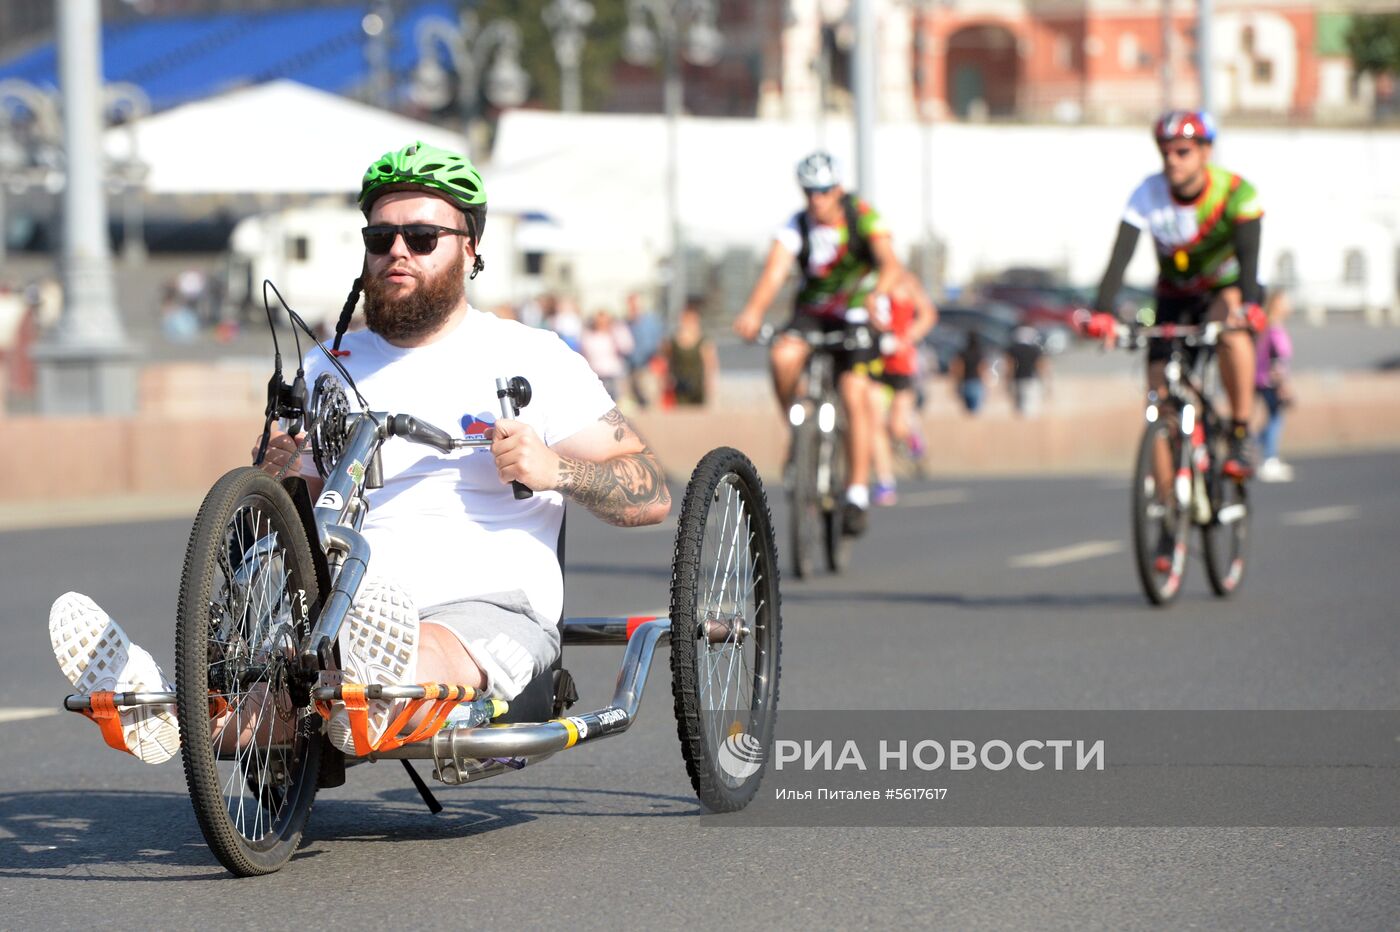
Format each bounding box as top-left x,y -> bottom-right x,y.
368,374 -> 534,498
387,414 -> 456,453
752,323 -> 874,351
1110,321 -> 1253,350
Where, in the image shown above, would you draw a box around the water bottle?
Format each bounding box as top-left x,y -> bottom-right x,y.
439,697 -> 508,733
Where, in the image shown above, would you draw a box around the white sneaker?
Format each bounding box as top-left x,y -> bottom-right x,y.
326,577 -> 419,755
1257,458 -> 1295,483
49,592 -> 180,764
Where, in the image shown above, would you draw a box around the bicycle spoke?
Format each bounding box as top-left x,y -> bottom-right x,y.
203,501 -> 300,842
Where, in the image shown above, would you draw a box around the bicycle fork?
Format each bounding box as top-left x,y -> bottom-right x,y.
1177,403 -> 1213,526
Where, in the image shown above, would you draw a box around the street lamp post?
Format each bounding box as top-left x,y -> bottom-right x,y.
33,0 -> 136,415
105,81 -> 150,265
411,11 -> 530,137
363,1 -> 395,110
623,0 -> 721,328
913,0 -> 937,294
0,80 -> 61,266
543,0 -> 595,113
852,0 -> 877,203
1198,0 -> 1214,116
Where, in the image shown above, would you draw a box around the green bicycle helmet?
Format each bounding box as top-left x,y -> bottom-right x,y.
360,140 -> 487,246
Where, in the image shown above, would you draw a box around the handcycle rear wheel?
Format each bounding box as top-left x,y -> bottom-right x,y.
1131,418 -> 1190,606
175,467 -> 323,876
671,447 -> 782,812
1201,428 -> 1249,597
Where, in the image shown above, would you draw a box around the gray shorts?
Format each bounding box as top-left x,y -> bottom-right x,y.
420,590 -> 560,701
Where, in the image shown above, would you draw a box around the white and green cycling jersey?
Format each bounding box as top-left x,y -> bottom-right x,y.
773,197 -> 890,319
1123,164 -> 1263,296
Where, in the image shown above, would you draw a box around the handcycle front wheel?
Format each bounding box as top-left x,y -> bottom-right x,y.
670,447 -> 782,812
1131,418 -> 1190,606
176,467 -> 323,876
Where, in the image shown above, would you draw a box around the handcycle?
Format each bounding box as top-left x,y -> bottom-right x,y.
756,323 -> 875,580
61,292 -> 783,876
1104,319 -> 1250,606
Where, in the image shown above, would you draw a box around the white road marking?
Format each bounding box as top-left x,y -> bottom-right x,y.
0,494 -> 204,533
1010,540 -> 1123,569
0,707 -> 62,724
897,489 -> 970,507
1280,505 -> 1359,527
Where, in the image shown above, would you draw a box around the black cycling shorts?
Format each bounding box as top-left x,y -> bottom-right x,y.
1148,293 -> 1229,364
870,365 -> 914,391
780,312 -> 879,375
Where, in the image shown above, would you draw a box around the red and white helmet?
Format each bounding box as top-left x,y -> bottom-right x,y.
1153,109 -> 1217,144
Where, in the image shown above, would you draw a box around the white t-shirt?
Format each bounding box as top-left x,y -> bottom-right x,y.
1122,173 -> 1199,249
302,307 -> 615,623
774,213 -> 847,277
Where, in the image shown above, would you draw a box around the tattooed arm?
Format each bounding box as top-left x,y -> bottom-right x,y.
490,408 -> 671,527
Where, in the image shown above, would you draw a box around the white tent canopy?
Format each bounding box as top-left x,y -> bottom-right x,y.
103,80 -> 468,195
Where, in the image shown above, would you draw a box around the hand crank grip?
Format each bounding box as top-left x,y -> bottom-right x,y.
497,376 -> 534,499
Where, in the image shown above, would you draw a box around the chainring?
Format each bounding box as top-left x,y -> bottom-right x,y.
309,373 -> 351,479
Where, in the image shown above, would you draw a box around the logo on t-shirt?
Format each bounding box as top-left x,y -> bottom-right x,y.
460,413 -> 495,440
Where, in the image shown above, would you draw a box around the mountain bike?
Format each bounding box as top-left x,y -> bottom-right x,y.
1113,321 -> 1250,606
758,325 -> 873,579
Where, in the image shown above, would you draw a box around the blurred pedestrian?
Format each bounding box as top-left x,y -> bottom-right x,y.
544,294 -> 583,352
950,330 -> 987,415
625,292 -> 664,408
177,268 -> 211,326
664,302 -> 718,407
579,309 -> 634,399
160,281 -> 199,343
1255,290 -> 1295,482
1005,326 -> 1049,417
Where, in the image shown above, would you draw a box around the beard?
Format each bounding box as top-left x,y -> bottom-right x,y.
363,247 -> 466,343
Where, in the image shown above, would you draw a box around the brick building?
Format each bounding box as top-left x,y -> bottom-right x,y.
753,0 -> 1391,124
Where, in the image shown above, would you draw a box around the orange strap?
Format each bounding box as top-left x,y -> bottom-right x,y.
315,683 -> 475,756
80,692 -> 133,757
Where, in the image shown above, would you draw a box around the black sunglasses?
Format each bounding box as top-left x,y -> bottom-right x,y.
361,223 -> 473,256
803,186 -> 836,197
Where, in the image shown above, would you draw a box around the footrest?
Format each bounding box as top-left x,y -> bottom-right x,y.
78,691 -> 135,756
312,683 -> 502,756
63,690 -> 185,762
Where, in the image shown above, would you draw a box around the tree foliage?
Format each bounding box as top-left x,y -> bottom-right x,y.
1346,13 -> 1400,76
475,0 -> 628,111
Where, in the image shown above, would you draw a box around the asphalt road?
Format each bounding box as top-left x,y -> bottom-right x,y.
1,451 -> 1396,929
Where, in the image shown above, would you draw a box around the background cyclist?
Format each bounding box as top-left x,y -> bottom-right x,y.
1084,110 -> 1263,570
733,151 -> 907,536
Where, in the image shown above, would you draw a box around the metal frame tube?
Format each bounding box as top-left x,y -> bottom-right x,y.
377,618 -> 671,761
303,523 -> 369,667
64,691 -> 175,711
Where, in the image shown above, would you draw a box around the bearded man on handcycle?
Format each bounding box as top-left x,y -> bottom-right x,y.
49,141 -> 671,762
